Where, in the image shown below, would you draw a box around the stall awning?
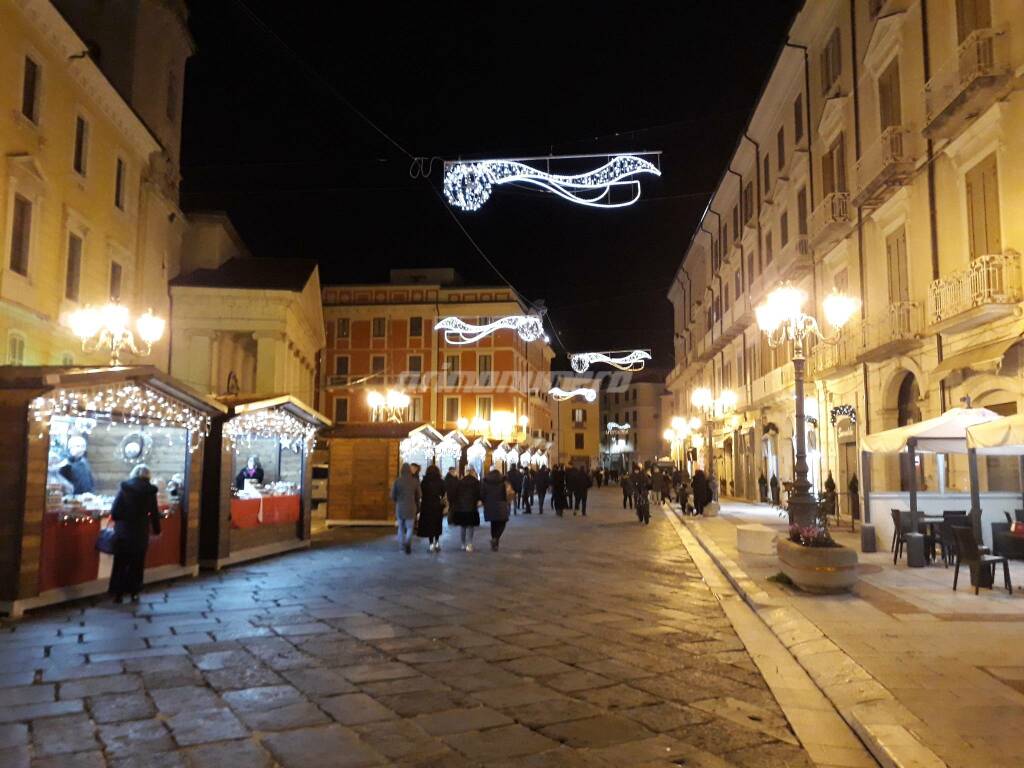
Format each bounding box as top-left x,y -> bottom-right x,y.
220,394 -> 331,428
861,407 -> 1002,455
931,336 -> 1020,383
967,414 -> 1024,455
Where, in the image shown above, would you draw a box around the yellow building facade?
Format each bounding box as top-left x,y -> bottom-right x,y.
669,0 -> 1024,525
0,0 -> 191,369
555,376 -> 600,469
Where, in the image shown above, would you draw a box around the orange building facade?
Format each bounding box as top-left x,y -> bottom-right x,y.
320,271 -> 555,444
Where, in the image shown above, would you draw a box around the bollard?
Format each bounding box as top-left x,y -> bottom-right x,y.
905,532 -> 926,567
860,524 -> 876,553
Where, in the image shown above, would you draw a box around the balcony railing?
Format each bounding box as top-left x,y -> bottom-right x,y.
776,234 -> 811,284
859,302 -> 923,361
853,126 -> 918,208
924,28 -> 1011,140
810,322 -> 861,378
810,192 -> 853,250
751,365 -> 795,406
927,251 -> 1022,333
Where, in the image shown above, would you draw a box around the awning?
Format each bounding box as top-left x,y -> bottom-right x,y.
967,414 -> 1024,455
931,336 -> 1021,383
861,407 -> 1002,455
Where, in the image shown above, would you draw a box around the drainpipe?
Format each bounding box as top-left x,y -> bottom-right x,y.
784,41 -> 819,316
743,134 -> 764,278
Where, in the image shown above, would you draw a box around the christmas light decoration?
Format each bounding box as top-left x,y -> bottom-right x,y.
400,431 -> 435,467
31,385 -> 211,452
224,408 -> 319,454
606,422 -> 631,432
435,315 -> 547,345
569,350 -> 651,373
830,405 -> 857,425
443,155 -> 661,211
367,389 -> 410,422
548,386 -> 597,402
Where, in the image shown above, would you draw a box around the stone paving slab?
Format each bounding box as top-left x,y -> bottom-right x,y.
0,488 -> 820,766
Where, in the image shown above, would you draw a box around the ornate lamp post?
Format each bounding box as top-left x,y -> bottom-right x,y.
367,389 -> 410,422
690,387 -> 737,475
755,283 -> 857,527
67,302 -> 165,366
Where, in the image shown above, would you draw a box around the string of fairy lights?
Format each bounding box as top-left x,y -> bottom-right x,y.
224,409 -> 319,454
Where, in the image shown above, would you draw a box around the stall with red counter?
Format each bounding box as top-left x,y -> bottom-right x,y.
199,395 -> 329,569
0,367 -> 223,617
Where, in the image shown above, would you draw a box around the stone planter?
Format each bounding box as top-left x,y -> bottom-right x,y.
777,538 -> 858,593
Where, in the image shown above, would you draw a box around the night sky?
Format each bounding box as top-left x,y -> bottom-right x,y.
180,1 -> 802,369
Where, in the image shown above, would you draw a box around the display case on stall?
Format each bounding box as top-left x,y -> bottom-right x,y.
199,395 -> 329,569
0,367 -> 223,617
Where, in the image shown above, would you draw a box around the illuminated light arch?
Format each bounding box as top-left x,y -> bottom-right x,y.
569,349 -> 651,373
443,154 -> 661,212
548,386 -> 597,402
435,315 -> 547,345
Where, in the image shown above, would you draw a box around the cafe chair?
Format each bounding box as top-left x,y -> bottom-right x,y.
891,509 -> 912,565
939,517 -> 968,567
952,526 -> 1012,595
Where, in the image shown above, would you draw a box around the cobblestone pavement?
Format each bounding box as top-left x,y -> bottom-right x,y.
0,488 -> 815,767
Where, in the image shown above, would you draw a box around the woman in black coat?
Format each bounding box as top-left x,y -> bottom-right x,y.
550,464 -> 568,517
692,469 -> 711,516
480,468 -> 510,550
108,464 -> 161,603
450,468 -> 481,551
418,465 -> 446,552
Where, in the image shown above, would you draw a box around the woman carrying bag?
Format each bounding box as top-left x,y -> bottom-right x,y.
106,464 -> 161,604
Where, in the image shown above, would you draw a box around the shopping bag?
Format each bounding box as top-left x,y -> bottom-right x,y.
95,527 -> 117,554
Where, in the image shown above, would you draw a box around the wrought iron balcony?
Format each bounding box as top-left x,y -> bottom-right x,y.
927,251 -> 1022,333
853,126 -> 918,208
750,364 -> 795,407
859,302 -> 923,362
810,192 -> 853,251
809,323 -> 861,378
924,28 -> 1012,141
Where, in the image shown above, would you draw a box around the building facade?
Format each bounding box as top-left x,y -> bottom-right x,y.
668,0 -> 1024,512
320,269 -> 555,445
554,376 -> 600,469
600,374 -> 669,471
1,0 -> 192,369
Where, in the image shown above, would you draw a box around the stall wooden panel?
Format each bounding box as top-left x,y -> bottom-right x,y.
0,398 -> 30,603
184,439 -> 204,566
20,405 -> 48,600
327,437 -> 400,523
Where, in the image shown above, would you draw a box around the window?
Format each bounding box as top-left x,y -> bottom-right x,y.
372,317 -> 386,337
722,223 -> 729,253
574,433 -> 585,451
334,355 -> 349,378
114,158 -> 127,210
822,134 -> 848,195
886,226 -> 910,304
408,317 -> 422,337
763,154 -> 771,194
742,183 -> 754,224
334,398 -> 348,423
407,354 -> 422,373
477,353 -> 492,387
22,57 -> 40,123
477,396 -> 492,421
965,152 -> 1001,259
445,397 -> 459,422
10,194 -> 32,276
747,251 -> 755,279
572,408 -> 586,425
65,233 -> 83,301
166,69 -> 178,123
109,261 -> 123,301
723,283 -> 730,311
371,355 -> 385,375
735,270 -> 742,296
446,354 -> 460,386
409,396 -> 423,422
73,116 -> 89,176
821,28 -> 842,95
956,0 -> 991,44
780,211 -> 789,248
797,187 -> 809,235
336,318 -> 350,339
765,231 -> 773,264
878,57 -> 902,130
7,334 -> 25,365
632,389 -> 637,402
794,95 -> 804,143
777,127 -> 786,171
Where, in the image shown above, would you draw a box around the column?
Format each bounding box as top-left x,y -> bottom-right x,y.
185,331 -> 214,394
254,331 -> 286,394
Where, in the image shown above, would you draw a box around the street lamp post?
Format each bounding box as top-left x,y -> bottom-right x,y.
755,283 -> 857,528
690,387 -> 737,477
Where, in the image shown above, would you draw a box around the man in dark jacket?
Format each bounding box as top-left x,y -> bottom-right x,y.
620,471 -> 634,509
575,469 -> 592,516
565,465 -> 580,510
444,466 -> 460,509
535,465 -> 550,514
507,464 -> 522,513
481,467 -> 510,550
692,469 -> 711,516
520,469 -> 535,514
108,464 -> 161,603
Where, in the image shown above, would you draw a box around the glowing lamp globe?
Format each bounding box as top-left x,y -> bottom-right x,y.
689,416 -> 702,430
823,289 -> 858,329
691,387 -> 712,410
366,390 -> 385,409
720,389 -> 738,410
68,307 -> 101,341
691,433 -> 705,449
136,309 -> 165,345
671,416 -> 686,432
101,302 -> 130,335
663,428 -> 677,443
518,415 -> 529,428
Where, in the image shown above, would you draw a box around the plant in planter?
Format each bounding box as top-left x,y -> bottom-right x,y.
777,511 -> 859,593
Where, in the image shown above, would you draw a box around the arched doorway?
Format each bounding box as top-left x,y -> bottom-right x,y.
897,373 -> 923,491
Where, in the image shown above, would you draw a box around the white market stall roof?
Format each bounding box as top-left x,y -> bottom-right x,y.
967,414 -> 1024,455
861,407 -> 1002,455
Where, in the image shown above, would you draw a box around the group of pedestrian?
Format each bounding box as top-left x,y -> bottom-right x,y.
618,464 -> 717,517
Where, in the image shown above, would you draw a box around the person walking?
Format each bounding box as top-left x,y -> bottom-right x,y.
391,462 -> 421,554
551,463 -> 568,517
107,464 -> 162,603
521,468 -> 535,514
481,466 -> 511,551
620,470 -> 634,509
444,465 -> 460,509
769,474 -> 781,507
535,465 -> 550,514
577,468 -> 592,516
418,465 -> 446,553
634,468 -> 651,524
692,469 -> 711,516
507,463 -> 522,514
451,467 -> 482,551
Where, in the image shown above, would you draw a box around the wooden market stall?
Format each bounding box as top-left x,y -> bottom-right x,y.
199,395 -> 330,569
0,366 -> 224,617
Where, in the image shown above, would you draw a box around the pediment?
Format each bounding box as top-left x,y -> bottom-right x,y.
864,13 -> 905,77
6,153 -> 47,186
818,96 -> 848,143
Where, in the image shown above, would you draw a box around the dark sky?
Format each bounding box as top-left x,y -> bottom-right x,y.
180,1 -> 802,368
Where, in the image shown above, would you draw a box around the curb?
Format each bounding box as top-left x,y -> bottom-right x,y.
678,511 -> 949,768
